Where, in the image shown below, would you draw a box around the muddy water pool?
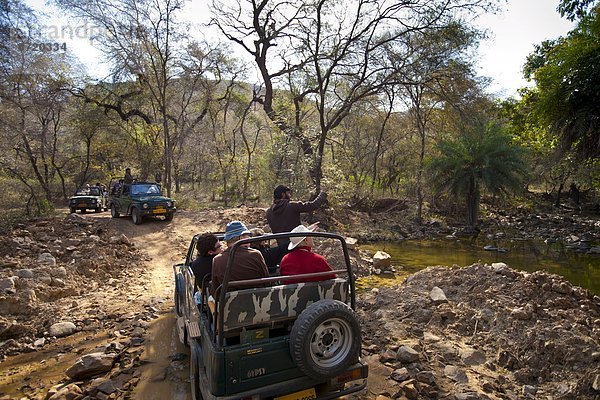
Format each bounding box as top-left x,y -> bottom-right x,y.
358,238 -> 600,295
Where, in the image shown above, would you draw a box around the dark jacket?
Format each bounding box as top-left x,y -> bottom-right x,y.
190,255 -> 214,290
211,246 -> 269,294
266,191 -> 327,244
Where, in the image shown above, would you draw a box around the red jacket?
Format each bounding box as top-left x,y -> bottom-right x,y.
279,246 -> 336,284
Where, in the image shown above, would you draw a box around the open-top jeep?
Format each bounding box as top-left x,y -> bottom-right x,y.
109,181 -> 176,224
173,231 -> 368,400
69,186 -> 107,213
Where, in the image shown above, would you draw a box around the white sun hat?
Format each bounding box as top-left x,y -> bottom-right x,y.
288,224 -> 317,250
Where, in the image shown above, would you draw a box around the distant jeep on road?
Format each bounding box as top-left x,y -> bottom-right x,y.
69,186 -> 107,214
109,182 -> 176,224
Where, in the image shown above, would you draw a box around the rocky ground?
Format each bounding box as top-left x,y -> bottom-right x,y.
0,202 -> 598,399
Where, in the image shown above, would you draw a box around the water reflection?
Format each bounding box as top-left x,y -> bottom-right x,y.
359,238 -> 600,295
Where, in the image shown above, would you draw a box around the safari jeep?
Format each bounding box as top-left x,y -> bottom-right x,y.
69,186 -> 107,213
109,181 -> 176,224
173,231 -> 368,400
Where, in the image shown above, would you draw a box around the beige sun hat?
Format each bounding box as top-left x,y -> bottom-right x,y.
288,224 -> 317,250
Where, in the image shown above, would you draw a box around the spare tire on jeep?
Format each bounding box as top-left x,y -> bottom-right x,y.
289,299 -> 361,380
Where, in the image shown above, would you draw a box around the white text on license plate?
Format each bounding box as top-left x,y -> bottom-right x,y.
153,207 -> 166,214
274,388 -> 316,400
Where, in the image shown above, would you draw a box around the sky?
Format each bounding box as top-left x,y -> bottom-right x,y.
25,0 -> 575,99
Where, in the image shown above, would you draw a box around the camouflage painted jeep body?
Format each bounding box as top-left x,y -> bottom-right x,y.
173,231 -> 368,400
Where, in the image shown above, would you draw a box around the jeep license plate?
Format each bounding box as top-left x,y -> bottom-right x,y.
78,203 -> 86,207
153,207 -> 166,214
274,388 -> 316,400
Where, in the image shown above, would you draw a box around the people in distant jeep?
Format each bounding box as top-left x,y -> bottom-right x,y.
266,184 -> 327,247
191,233 -> 223,290
124,168 -> 134,184
279,224 -> 335,284
211,221 -> 269,294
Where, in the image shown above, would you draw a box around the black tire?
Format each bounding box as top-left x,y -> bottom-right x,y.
81,209 -> 87,214
70,207 -> 76,214
111,204 -> 120,218
190,340 -> 202,400
164,212 -> 174,221
132,207 -> 142,225
95,207 -> 101,213
290,299 -> 361,380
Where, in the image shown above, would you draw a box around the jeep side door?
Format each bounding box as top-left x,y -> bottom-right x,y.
120,184 -> 133,215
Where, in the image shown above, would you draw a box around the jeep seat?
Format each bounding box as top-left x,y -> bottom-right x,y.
220,278 -> 348,333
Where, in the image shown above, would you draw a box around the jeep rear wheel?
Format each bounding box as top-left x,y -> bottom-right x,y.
131,207 -> 142,225
95,207 -> 101,213
290,299 -> 361,380
70,207 -> 76,214
111,204 -> 120,218
190,340 -> 202,400
164,212 -> 174,221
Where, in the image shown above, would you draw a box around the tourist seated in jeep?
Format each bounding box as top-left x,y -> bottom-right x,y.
280,224 -> 336,284
211,221 -> 269,294
190,233 -> 223,290
249,227 -> 286,274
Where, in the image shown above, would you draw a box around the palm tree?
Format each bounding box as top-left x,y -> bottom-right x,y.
429,122 -> 528,227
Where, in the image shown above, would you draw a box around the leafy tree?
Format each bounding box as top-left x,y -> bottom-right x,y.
428,122 -> 528,227
523,3 -> 600,162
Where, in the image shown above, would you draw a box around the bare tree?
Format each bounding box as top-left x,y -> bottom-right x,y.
211,0 -> 498,191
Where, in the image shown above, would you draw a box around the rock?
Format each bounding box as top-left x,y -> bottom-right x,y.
0,277 -> 16,291
444,365 -> 468,383
460,348 -> 486,366
15,269 -> 34,279
21,289 -> 37,303
510,307 -> 532,320
396,345 -> 419,363
429,286 -> 447,302
416,371 -> 435,385
398,379 -> 419,400
552,281 -> 572,294
372,251 -> 391,269
588,246 -> 600,254
0,259 -> 19,268
375,396 -> 391,400
345,237 -> 358,250
592,374 -> 600,391
46,383 -> 83,400
49,322 -> 77,337
522,385 -> 537,396
50,267 -> 67,277
390,367 -> 410,382
37,252 -> 56,266
33,338 -> 45,347
65,352 -> 116,379
89,235 -> 101,242
483,245 -> 497,251
379,349 -> 397,363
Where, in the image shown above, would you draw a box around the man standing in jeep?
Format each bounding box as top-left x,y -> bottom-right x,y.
266,185 -> 327,247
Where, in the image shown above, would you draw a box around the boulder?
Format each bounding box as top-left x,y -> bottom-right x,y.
372,251 -> 391,269
0,277 -> 17,291
429,286 -> 447,303
396,345 -> 419,363
46,383 -> 83,400
344,237 -> 358,250
49,322 -> 77,337
444,365 -> 468,383
15,269 -> 34,279
37,252 -> 56,266
460,348 -> 486,366
65,352 -> 116,379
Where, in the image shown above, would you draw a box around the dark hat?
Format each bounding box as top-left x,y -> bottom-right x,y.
273,185 -> 291,199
